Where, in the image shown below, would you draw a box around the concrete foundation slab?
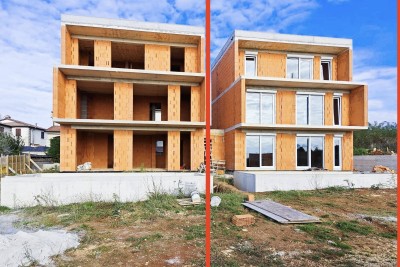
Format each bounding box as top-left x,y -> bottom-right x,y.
1,172 -> 209,208
234,171 -> 396,192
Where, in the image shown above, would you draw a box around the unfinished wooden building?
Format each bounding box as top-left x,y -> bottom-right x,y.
53,15 -> 205,172
212,30 -> 367,171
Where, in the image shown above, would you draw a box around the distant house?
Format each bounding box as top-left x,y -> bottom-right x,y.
0,123 -> 12,134
46,125 -> 60,147
0,116 -> 47,148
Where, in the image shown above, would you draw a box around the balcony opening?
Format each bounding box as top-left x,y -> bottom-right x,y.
77,81 -> 114,120
77,130 -> 113,170
170,47 -> 184,72
133,84 -> 167,121
180,86 -> 191,121
132,132 -> 167,170
78,40 -> 94,66
180,132 -> 191,170
111,42 -> 144,69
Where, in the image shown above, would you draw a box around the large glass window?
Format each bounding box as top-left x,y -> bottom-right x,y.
297,136 -> 324,169
287,57 -> 313,79
245,55 -> 257,77
246,135 -> 275,168
296,94 -> 324,125
334,137 -> 342,170
246,91 -> 274,124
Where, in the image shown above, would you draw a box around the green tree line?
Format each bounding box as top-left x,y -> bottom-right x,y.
354,121 -> 397,155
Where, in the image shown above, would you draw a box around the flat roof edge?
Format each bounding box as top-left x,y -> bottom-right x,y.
61,14 -> 205,36
234,30 -> 352,48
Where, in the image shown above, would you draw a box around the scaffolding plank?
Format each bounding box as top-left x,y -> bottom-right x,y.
243,200 -> 320,224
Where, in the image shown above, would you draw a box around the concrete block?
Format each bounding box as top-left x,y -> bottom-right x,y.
232,214 -> 255,226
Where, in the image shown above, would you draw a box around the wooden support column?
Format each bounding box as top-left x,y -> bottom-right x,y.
114,130 -> 133,171
324,134 -> 334,170
94,40 -> 111,67
197,38 -> 204,73
324,92 -> 333,126
191,86 -> 201,122
65,80 -> 77,119
167,131 -> 180,170
168,85 -> 181,121
313,56 -> 321,80
114,82 -> 133,120
53,68 -> 66,118
60,125 -> 77,171
276,133 -> 296,170
185,47 -> 198,73
342,132 -> 353,171
190,129 -> 203,170
276,91 -> 296,124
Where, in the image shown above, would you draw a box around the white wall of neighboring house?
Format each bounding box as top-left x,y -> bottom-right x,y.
46,132 -> 60,147
11,127 -> 47,147
0,125 -> 12,134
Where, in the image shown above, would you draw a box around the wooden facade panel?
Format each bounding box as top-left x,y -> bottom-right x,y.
238,50 -> 245,76
145,44 -> 170,71
350,85 -> 368,126
190,129 -> 203,170
53,68 -> 66,118
114,82 -> 133,120
114,130 -> 133,171
71,38 -> 79,65
324,92 -> 333,126
341,93 -> 350,126
211,132 -> 225,161
198,38 -> 204,73
167,131 -> 180,170
342,132 -> 353,171
276,91 -> 296,124
94,40 -> 111,67
184,46 -> 198,73
60,125 -> 77,171
200,80 -> 206,122
65,80 -> 77,119
265,53 -> 286,78
77,132 -> 109,169
225,130 -> 245,170
324,134 -> 334,170
168,85 -> 181,121
313,56 -> 321,80
332,56 -> 338,81
191,86 -> 201,122
337,50 -> 352,81
61,25 -> 71,65
257,52 -> 268,77
276,133 -> 296,170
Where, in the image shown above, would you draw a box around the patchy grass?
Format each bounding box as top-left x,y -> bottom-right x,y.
185,224 -> 205,240
212,188 -> 397,266
126,233 -> 163,248
0,206 -> 11,213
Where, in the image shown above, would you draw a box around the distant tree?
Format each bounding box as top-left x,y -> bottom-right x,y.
0,133 -> 24,155
353,121 -> 397,155
47,136 -> 60,163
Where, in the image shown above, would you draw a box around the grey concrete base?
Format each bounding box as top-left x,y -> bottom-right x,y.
1,172 -> 210,208
234,171 -> 397,192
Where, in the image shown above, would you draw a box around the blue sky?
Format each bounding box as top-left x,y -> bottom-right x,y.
0,0 -> 396,127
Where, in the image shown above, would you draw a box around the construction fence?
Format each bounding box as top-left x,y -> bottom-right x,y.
0,154 -> 42,178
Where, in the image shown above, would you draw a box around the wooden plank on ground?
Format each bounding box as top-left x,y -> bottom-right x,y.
243,200 -> 320,224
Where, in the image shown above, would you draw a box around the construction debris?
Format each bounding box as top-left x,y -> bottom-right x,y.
372,165 -> 395,174
190,191 -> 201,203
177,198 -> 204,206
210,196 -> 221,207
243,200 -> 320,224
247,194 -> 255,202
77,162 -> 91,171
232,214 -> 255,226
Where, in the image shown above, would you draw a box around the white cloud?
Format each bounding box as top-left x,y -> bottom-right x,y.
0,0 -> 203,128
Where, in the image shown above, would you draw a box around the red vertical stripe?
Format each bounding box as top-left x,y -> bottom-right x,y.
205,0 -> 211,266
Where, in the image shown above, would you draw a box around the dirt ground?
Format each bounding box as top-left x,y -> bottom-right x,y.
1,187 -> 396,266
211,187 -> 397,267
